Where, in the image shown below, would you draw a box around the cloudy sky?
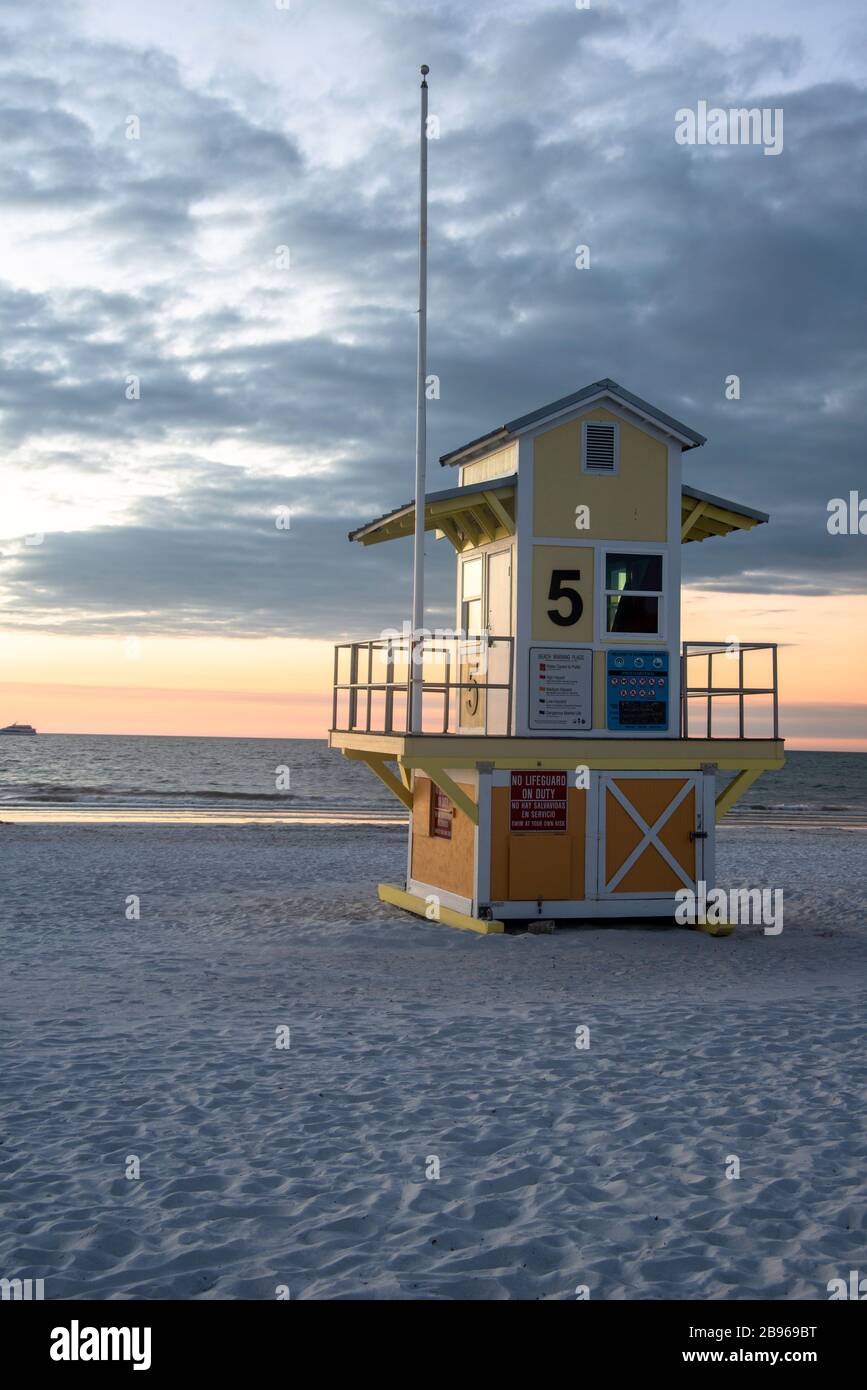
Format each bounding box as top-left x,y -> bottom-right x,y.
1,0 -> 865,740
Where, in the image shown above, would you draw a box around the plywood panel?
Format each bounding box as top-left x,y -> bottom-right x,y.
616,842 -> 684,893
490,786 -> 510,901
508,835 -> 572,899
614,777 -> 689,826
658,786 -> 697,881
411,776 -> 475,899
604,789 -> 645,883
604,777 -> 698,894
490,785 -> 586,902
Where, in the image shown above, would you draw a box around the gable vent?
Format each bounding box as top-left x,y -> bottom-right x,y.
583,421 -> 618,472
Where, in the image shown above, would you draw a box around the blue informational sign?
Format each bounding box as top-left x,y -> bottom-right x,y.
606,650 -> 669,730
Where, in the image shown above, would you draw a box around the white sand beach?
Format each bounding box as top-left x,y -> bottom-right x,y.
1,821 -> 865,1300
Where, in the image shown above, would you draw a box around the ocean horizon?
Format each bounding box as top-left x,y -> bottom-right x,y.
0,735 -> 865,828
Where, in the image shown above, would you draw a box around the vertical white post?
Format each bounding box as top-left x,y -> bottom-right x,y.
410,64 -> 429,733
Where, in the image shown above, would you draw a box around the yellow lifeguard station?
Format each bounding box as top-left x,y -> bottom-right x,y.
329,376 -> 784,934
328,69 -> 783,935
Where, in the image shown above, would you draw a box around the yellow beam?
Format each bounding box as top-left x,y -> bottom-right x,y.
356,486 -> 514,547
681,500 -> 762,544
330,728 -> 786,770
341,749 -> 413,810
715,767 -> 763,822
427,491 -> 514,530
458,512 -> 481,548
378,883 -> 504,934
406,759 -> 479,825
681,499 -> 707,541
483,489 -> 515,532
402,751 -> 781,774
467,506 -> 494,544
329,730 -> 406,755
689,515 -> 748,540
437,517 -> 463,551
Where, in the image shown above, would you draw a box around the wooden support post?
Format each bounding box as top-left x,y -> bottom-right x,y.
406,759 -> 479,825
483,489 -> 516,532
467,507 -> 494,543
681,499 -> 707,541
437,517 -> 463,551
342,749 -> 413,810
715,767 -> 762,822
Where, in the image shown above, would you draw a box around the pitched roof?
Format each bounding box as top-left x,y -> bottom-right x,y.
439,377 -> 706,466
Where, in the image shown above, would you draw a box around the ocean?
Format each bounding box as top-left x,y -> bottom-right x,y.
0,735 -> 865,828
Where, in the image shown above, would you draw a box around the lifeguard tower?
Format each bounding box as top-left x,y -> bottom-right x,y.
328,70 -> 783,935
329,377 -> 784,934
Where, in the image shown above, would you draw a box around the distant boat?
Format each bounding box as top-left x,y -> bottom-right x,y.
0,722 -> 36,735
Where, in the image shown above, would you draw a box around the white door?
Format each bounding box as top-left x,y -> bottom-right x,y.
485,549 -> 512,733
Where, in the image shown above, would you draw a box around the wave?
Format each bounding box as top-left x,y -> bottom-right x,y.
0,785 -> 304,805
730,805 -> 865,815
737,800 -> 863,811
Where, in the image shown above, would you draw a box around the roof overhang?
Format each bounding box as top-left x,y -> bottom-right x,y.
440,378 -> 707,467
349,475 -> 766,551
348,475 -> 517,553
681,483 -> 768,543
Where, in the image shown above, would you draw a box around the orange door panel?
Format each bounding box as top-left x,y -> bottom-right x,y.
507,834 -> 572,899
490,786 -> 586,901
601,776 -> 700,895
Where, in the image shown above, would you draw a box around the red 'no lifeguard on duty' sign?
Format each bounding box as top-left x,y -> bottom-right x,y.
509,771 -> 568,832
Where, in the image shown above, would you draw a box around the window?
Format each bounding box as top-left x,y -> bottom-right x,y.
460,556 -> 483,634
605,552 -> 663,635
582,419 -> 619,473
430,787 -> 453,839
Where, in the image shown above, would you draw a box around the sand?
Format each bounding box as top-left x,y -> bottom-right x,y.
0,820 -> 865,1300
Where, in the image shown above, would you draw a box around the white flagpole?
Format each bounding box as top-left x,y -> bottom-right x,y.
410,64 -> 429,734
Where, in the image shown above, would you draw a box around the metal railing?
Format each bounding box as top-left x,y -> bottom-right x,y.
332,633 -> 514,736
681,641 -> 779,739
333,635 -> 778,741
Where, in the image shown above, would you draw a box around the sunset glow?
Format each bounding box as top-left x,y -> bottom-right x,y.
1,589 -> 864,747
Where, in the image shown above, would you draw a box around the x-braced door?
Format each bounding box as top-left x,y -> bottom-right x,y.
597,773 -> 704,897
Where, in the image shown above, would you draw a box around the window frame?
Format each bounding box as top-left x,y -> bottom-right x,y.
601,547 -> 666,640
459,555 -> 484,635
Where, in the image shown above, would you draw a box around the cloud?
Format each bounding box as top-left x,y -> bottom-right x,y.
0,0 -> 865,637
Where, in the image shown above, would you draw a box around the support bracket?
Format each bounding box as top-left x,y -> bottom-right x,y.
405,759 -> 479,825
715,767 -> 762,823
342,749 -> 413,810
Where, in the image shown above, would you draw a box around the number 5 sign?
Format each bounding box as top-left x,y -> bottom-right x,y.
531,545 -> 594,642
